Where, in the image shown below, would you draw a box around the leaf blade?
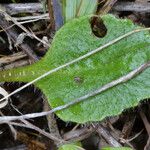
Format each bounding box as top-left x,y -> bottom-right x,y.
36,15 -> 150,123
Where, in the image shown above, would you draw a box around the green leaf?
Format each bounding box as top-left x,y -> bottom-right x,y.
58,143 -> 83,150
61,0 -> 97,22
76,0 -> 97,16
0,15 -> 150,123
102,147 -> 132,150
62,0 -> 77,22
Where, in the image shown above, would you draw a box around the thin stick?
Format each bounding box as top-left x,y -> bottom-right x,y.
0,27 -> 150,103
8,121 -> 64,143
13,13 -> 49,21
21,119 -> 64,143
0,52 -> 27,64
97,124 -> 122,147
0,60 -> 150,123
0,111 -> 17,139
1,3 -> 43,15
113,2 -> 150,13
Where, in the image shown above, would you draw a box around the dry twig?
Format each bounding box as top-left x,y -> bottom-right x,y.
9,119 -> 65,144
113,2 -> 150,12
0,3 -> 44,15
0,52 -> 27,65
97,124 -> 122,147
